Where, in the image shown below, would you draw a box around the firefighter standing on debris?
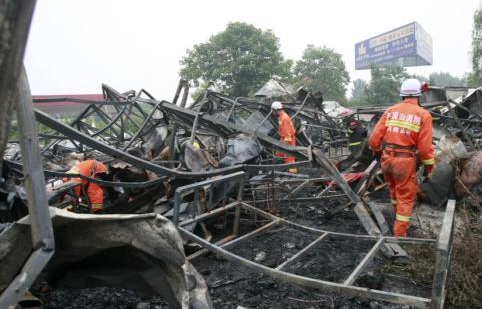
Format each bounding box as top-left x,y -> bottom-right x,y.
65,158 -> 107,213
272,101 -> 297,174
368,78 -> 434,237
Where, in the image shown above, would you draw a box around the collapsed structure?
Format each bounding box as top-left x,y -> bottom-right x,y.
2,3 -> 482,309
5,75 -> 478,308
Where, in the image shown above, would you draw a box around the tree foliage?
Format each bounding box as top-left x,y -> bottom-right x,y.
293,45 -> 350,103
429,72 -> 466,87
468,3 -> 482,87
364,64 -> 409,105
179,22 -> 292,97
411,74 -> 428,83
348,79 -> 368,106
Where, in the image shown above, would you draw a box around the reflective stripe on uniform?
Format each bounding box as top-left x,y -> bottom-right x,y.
347,129 -> 353,133
385,120 -> 420,132
421,158 -> 435,165
284,136 -> 292,142
391,200 -> 397,205
396,214 -> 411,222
348,141 -> 361,147
91,203 -> 103,209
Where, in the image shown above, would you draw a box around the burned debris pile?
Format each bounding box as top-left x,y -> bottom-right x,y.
2,77 -> 482,309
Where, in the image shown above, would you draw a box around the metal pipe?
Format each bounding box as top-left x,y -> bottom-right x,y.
276,233 -> 328,270
172,79 -> 185,105
16,67 -> 55,250
5,160 -> 167,188
179,201 -> 239,227
0,66 -> 56,309
246,195 -> 348,205
180,80 -> 189,108
189,111 -> 203,144
253,109 -> 273,135
233,173 -> 246,235
225,98 -> 240,121
122,100 -> 164,151
223,220 -> 280,250
343,237 -> 385,286
0,0 -> 36,174
430,199 -> 456,309
173,172 -> 246,224
290,92 -> 311,119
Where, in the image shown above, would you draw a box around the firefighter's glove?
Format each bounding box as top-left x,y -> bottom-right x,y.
423,164 -> 434,180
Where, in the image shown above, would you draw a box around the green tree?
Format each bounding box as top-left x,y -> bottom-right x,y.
180,22 -> 292,97
365,64 -> 409,105
348,79 -> 368,106
293,45 -> 350,103
411,74 -> 429,83
429,72 -> 466,87
190,82 -> 210,103
468,3 -> 482,86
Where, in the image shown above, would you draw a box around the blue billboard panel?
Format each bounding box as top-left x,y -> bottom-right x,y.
355,22 -> 432,70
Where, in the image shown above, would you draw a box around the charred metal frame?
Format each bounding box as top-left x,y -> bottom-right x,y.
29,103 -> 398,257
0,1 -> 460,308
177,173 -> 455,309
34,89 -> 165,154
0,2 -> 55,308
22,85 -> 355,182
32,100 -> 312,178
30,107 -> 394,254
190,91 -> 347,149
173,171 -> 246,225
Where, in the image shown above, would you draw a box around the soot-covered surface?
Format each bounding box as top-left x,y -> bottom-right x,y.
30,286 -> 171,309
229,226 -> 319,268
31,184 -> 435,309
285,234 -> 376,283
190,193 -> 434,309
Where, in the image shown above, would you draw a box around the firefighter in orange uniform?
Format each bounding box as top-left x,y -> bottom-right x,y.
66,159 -> 107,213
368,79 -> 434,237
272,101 -> 297,174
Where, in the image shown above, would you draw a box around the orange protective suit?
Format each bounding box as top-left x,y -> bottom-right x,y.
368,98 -> 434,237
275,110 -> 297,172
66,159 -> 107,213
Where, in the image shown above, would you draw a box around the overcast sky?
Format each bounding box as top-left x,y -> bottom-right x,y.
25,0 -> 481,100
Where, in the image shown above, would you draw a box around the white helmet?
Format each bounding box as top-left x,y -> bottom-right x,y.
271,101 -> 283,110
400,78 -> 422,97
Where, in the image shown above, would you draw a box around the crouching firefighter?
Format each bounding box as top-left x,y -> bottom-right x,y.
65,158 -> 107,213
272,101 -> 297,174
338,111 -> 371,171
368,78 -> 434,237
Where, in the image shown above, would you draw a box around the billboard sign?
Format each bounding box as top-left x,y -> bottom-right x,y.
355,22 -> 432,70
